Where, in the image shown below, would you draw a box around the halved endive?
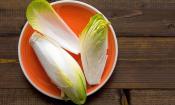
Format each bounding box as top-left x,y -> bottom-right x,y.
27,0 -> 80,54
80,14 -> 109,85
30,32 -> 86,104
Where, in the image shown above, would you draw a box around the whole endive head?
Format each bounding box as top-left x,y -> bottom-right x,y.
80,14 -> 109,85
27,0 -> 80,54
30,32 -> 86,104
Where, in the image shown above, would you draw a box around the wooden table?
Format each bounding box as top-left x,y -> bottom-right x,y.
1,0 -> 175,105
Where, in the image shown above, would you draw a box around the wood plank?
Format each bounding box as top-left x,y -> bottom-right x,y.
130,89 -> 175,105
111,36 -> 175,88
81,0 -> 175,36
0,0 -> 29,35
1,0 -> 175,36
0,63 -> 31,88
0,88 -> 120,105
2,36 -> 175,89
86,89 -> 121,105
0,36 -> 18,58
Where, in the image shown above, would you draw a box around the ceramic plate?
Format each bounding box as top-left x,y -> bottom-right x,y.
18,1 -> 118,99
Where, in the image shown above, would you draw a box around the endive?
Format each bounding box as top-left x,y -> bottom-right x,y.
30,32 -> 86,104
27,0 -> 80,54
80,14 -> 109,85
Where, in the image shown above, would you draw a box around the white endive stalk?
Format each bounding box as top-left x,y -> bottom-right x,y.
80,14 -> 109,85
30,32 -> 86,104
27,0 -> 80,54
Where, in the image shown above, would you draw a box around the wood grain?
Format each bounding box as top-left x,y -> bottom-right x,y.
0,88 -> 120,105
1,0 -> 175,36
2,0 -> 175,104
1,36 -> 175,89
0,36 -> 18,59
111,36 -> 175,88
0,0 -> 29,36
80,0 -> 175,36
130,89 -> 175,105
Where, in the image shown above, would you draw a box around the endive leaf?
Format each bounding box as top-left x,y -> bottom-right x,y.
80,14 -> 109,85
30,32 -> 86,104
27,0 -> 80,54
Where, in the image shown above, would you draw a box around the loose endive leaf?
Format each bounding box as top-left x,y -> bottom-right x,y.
30,32 -> 86,104
80,14 -> 109,85
27,0 -> 80,54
